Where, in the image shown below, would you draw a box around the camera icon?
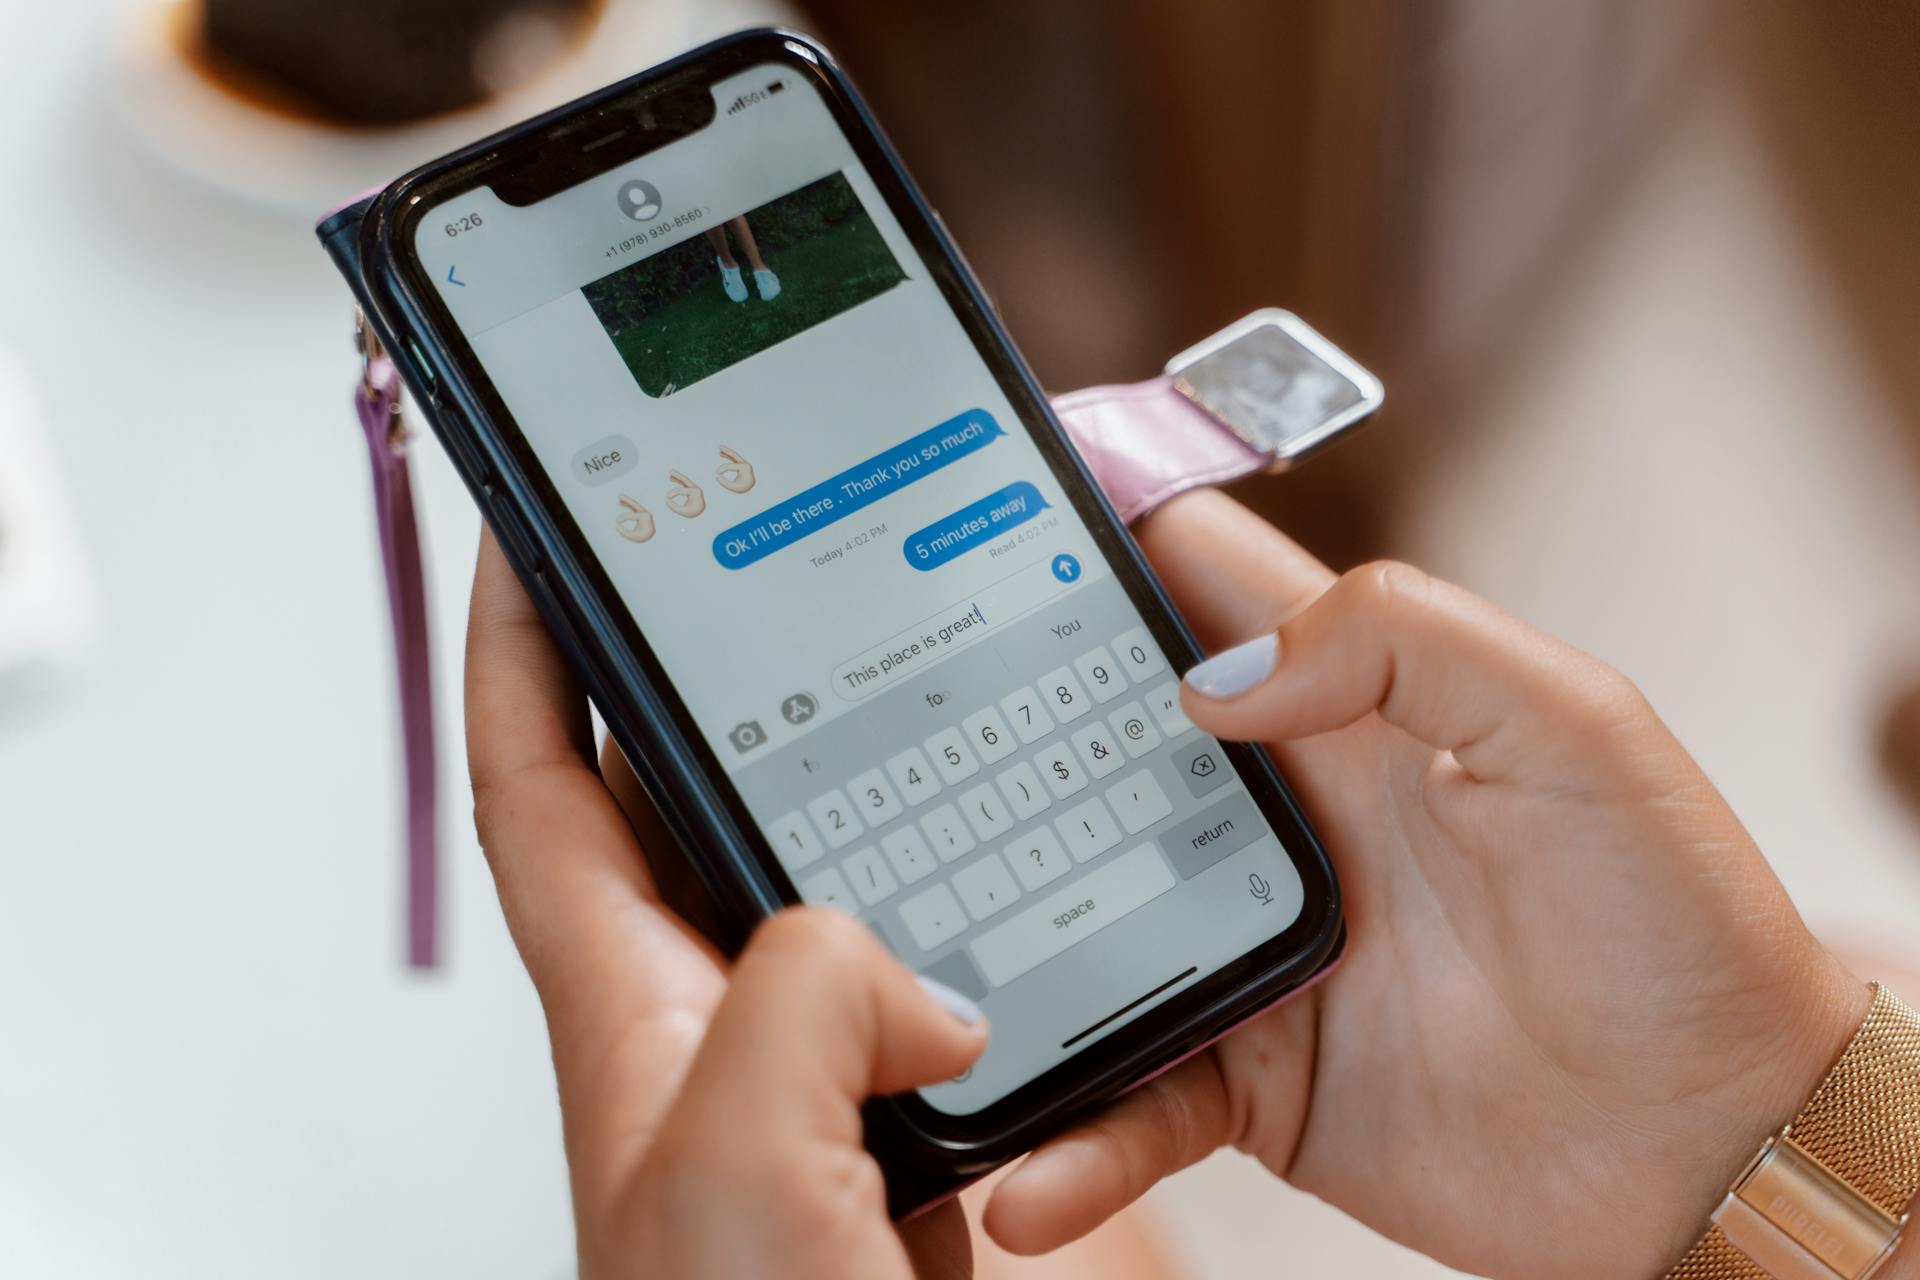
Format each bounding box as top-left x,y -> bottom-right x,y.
729,720 -> 767,754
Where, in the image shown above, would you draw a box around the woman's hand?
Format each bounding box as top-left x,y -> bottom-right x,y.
465,531 -> 985,1279
984,490 -> 1871,1279
622,908 -> 985,1278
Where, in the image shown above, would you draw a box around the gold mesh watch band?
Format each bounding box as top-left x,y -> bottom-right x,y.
1669,984 -> 1920,1280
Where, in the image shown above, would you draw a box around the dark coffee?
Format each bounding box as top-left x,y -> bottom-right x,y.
197,0 -> 598,126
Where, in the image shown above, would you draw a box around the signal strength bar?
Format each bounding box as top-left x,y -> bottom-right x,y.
725,82 -> 785,116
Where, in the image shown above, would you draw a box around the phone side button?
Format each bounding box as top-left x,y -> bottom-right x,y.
485,491 -> 543,572
433,408 -> 492,486
404,339 -> 440,404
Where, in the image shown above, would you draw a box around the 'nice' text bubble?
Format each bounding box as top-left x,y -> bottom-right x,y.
902,481 -> 1049,570
712,409 -> 1005,569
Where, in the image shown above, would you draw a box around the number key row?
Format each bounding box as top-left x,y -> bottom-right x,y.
765,641 -> 1186,872
772,690 -> 1187,873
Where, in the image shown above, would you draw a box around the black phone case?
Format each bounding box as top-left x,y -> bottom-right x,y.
319,28 -> 1344,1217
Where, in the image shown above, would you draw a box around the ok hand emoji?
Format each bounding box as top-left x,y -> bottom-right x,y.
666,470 -> 707,518
715,445 -> 756,494
615,496 -> 655,543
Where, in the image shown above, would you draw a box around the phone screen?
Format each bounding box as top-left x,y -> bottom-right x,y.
407,60 -> 1311,1114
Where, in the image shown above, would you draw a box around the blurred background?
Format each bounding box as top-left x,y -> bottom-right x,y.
2,1 -> 1917,1276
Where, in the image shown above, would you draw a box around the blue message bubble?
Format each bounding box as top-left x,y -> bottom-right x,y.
902,481 -> 1050,571
712,409 -> 1005,569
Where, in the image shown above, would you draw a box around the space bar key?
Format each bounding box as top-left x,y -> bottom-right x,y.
968,845 -> 1176,988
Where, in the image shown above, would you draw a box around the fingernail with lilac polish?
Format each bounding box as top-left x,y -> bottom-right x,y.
1183,633 -> 1279,700
917,975 -> 984,1026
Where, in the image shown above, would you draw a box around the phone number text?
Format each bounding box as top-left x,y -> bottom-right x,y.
605,206 -> 712,260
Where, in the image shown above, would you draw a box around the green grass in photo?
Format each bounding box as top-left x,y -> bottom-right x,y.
583,173 -> 907,397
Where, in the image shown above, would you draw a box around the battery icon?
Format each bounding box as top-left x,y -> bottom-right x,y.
766,80 -> 786,94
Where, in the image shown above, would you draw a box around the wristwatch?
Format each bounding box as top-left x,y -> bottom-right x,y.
349,307 -> 1382,966
1671,983 -> 1920,1280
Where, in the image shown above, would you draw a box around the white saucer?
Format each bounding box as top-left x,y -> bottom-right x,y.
112,0 -> 786,219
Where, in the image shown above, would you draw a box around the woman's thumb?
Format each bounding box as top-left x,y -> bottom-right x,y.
669,909 -> 988,1145
1179,561 -> 1644,785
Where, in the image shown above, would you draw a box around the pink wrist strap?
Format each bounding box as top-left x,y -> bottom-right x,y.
355,351 -> 438,968
1050,376 -> 1266,522
357,372 -> 1256,967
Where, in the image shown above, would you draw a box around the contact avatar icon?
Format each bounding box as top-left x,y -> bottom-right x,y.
666,470 -> 707,518
616,179 -> 662,222
715,445 -> 756,494
615,496 -> 655,543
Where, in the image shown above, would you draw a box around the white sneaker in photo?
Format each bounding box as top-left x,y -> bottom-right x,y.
753,267 -> 781,300
717,259 -> 748,302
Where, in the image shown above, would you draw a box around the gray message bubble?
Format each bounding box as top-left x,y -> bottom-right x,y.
571,435 -> 638,486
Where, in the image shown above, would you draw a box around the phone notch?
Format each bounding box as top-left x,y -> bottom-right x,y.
490,75 -> 717,207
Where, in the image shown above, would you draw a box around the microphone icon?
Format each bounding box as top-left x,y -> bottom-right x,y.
1247,872 -> 1273,906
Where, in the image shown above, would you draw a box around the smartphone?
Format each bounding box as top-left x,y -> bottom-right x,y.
320,29 -> 1342,1212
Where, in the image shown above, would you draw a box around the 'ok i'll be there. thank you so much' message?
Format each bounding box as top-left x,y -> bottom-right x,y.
711,409 -> 1003,569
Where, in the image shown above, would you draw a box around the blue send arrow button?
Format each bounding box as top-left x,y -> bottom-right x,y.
1051,553 -> 1081,584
